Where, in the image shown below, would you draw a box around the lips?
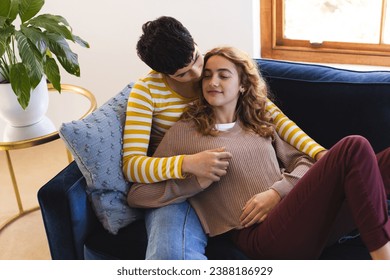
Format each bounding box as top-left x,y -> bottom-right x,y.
206,90 -> 222,95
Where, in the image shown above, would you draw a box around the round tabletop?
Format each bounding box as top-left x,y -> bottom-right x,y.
0,84 -> 97,151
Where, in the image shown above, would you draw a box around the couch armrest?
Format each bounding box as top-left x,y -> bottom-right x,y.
38,161 -> 98,259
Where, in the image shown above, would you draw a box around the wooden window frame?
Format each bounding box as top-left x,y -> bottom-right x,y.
261,0 -> 390,66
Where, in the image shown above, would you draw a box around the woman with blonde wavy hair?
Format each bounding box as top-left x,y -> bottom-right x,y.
128,46 -> 390,259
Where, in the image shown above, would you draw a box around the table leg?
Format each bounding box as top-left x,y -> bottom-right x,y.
0,151 -> 39,231
66,148 -> 73,163
5,150 -> 24,213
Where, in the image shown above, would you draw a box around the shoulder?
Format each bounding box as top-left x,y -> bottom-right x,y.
133,71 -> 166,89
129,71 -> 169,102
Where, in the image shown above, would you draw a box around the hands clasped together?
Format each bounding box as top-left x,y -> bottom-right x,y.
182,147 -> 281,227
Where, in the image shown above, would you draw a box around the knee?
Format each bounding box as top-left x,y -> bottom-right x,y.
342,135 -> 370,145
337,136 -> 377,166
341,135 -> 372,152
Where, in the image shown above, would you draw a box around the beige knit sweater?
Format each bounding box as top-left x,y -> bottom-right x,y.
128,120 -> 314,236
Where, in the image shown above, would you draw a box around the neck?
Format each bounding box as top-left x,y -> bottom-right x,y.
215,109 -> 236,124
164,75 -> 200,99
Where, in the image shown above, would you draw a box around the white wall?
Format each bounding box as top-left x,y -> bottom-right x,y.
42,0 -> 260,106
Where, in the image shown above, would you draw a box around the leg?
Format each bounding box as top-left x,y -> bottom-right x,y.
144,200 -> 207,260
326,146 -> 390,246
372,147 -> 390,259
376,147 -> 390,196
233,136 -> 390,259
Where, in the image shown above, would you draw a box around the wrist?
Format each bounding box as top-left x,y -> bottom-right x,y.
269,188 -> 282,203
315,150 -> 328,161
181,155 -> 192,176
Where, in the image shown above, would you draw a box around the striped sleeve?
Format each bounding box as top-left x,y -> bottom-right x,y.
266,99 -> 326,159
122,80 -> 185,183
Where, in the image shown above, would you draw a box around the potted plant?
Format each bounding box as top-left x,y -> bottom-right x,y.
0,0 -> 89,118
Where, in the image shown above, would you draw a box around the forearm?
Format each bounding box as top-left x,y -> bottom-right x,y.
127,176 -> 203,208
272,132 -> 315,198
266,100 -> 326,159
122,153 -> 186,183
271,156 -> 313,198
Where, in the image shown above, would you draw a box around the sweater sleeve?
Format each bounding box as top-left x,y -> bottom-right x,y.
127,176 -> 203,208
266,99 -> 326,159
270,132 -> 315,199
122,79 -> 185,183
127,123 -> 204,208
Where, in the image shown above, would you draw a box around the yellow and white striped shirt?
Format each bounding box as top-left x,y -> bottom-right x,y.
122,71 -> 325,183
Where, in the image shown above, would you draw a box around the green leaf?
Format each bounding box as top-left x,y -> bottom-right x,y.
0,42 -> 5,59
0,24 -> 15,52
19,0 -> 44,23
21,25 -> 47,54
73,34 -> 90,48
0,0 -> 11,17
0,31 -> 7,57
8,0 -> 20,21
43,14 -> 69,26
43,55 -> 60,92
46,33 -> 80,76
15,30 -> 43,88
0,16 -> 7,27
0,25 -> 14,77
0,58 -> 10,81
9,63 -> 31,109
27,14 -> 73,41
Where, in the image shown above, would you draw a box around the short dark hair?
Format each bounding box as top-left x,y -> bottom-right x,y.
136,16 -> 195,75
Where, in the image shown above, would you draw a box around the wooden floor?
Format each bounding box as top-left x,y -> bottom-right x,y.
0,139 -> 69,260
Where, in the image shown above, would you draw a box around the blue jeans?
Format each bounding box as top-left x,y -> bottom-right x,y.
144,201 -> 208,260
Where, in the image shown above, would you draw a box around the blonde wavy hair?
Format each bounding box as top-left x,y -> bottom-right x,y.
181,46 -> 274,137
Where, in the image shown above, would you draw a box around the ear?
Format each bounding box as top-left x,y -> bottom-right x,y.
239,86 -> 245,93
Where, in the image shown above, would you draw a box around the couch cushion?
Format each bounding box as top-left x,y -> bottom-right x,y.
84,221 -> 250,260
59,83 -> 143,235
83,221 -> 371,260
257,59 -> 390,153
84,220 -> 147,260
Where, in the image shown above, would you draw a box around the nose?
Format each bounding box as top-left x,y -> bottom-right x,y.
209,75 -> 219,87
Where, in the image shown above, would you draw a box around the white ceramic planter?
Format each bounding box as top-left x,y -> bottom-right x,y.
0,77 -> 49,127
1,115 -> 56,142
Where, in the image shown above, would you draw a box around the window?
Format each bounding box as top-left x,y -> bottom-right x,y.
261,0 -> 390,66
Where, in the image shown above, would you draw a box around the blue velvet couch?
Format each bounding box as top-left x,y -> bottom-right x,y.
38,59 -> 390,260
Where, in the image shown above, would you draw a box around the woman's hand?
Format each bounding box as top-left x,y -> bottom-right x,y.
239,189 -> 281,228
182,147 -> 232,184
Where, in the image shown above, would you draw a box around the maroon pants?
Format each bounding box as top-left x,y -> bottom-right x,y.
233,136 -> 390,259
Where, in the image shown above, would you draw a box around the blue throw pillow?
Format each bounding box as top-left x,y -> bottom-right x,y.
59,83 -> 143,235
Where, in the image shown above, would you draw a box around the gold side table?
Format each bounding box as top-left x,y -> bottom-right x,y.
0,84 -> 96,231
